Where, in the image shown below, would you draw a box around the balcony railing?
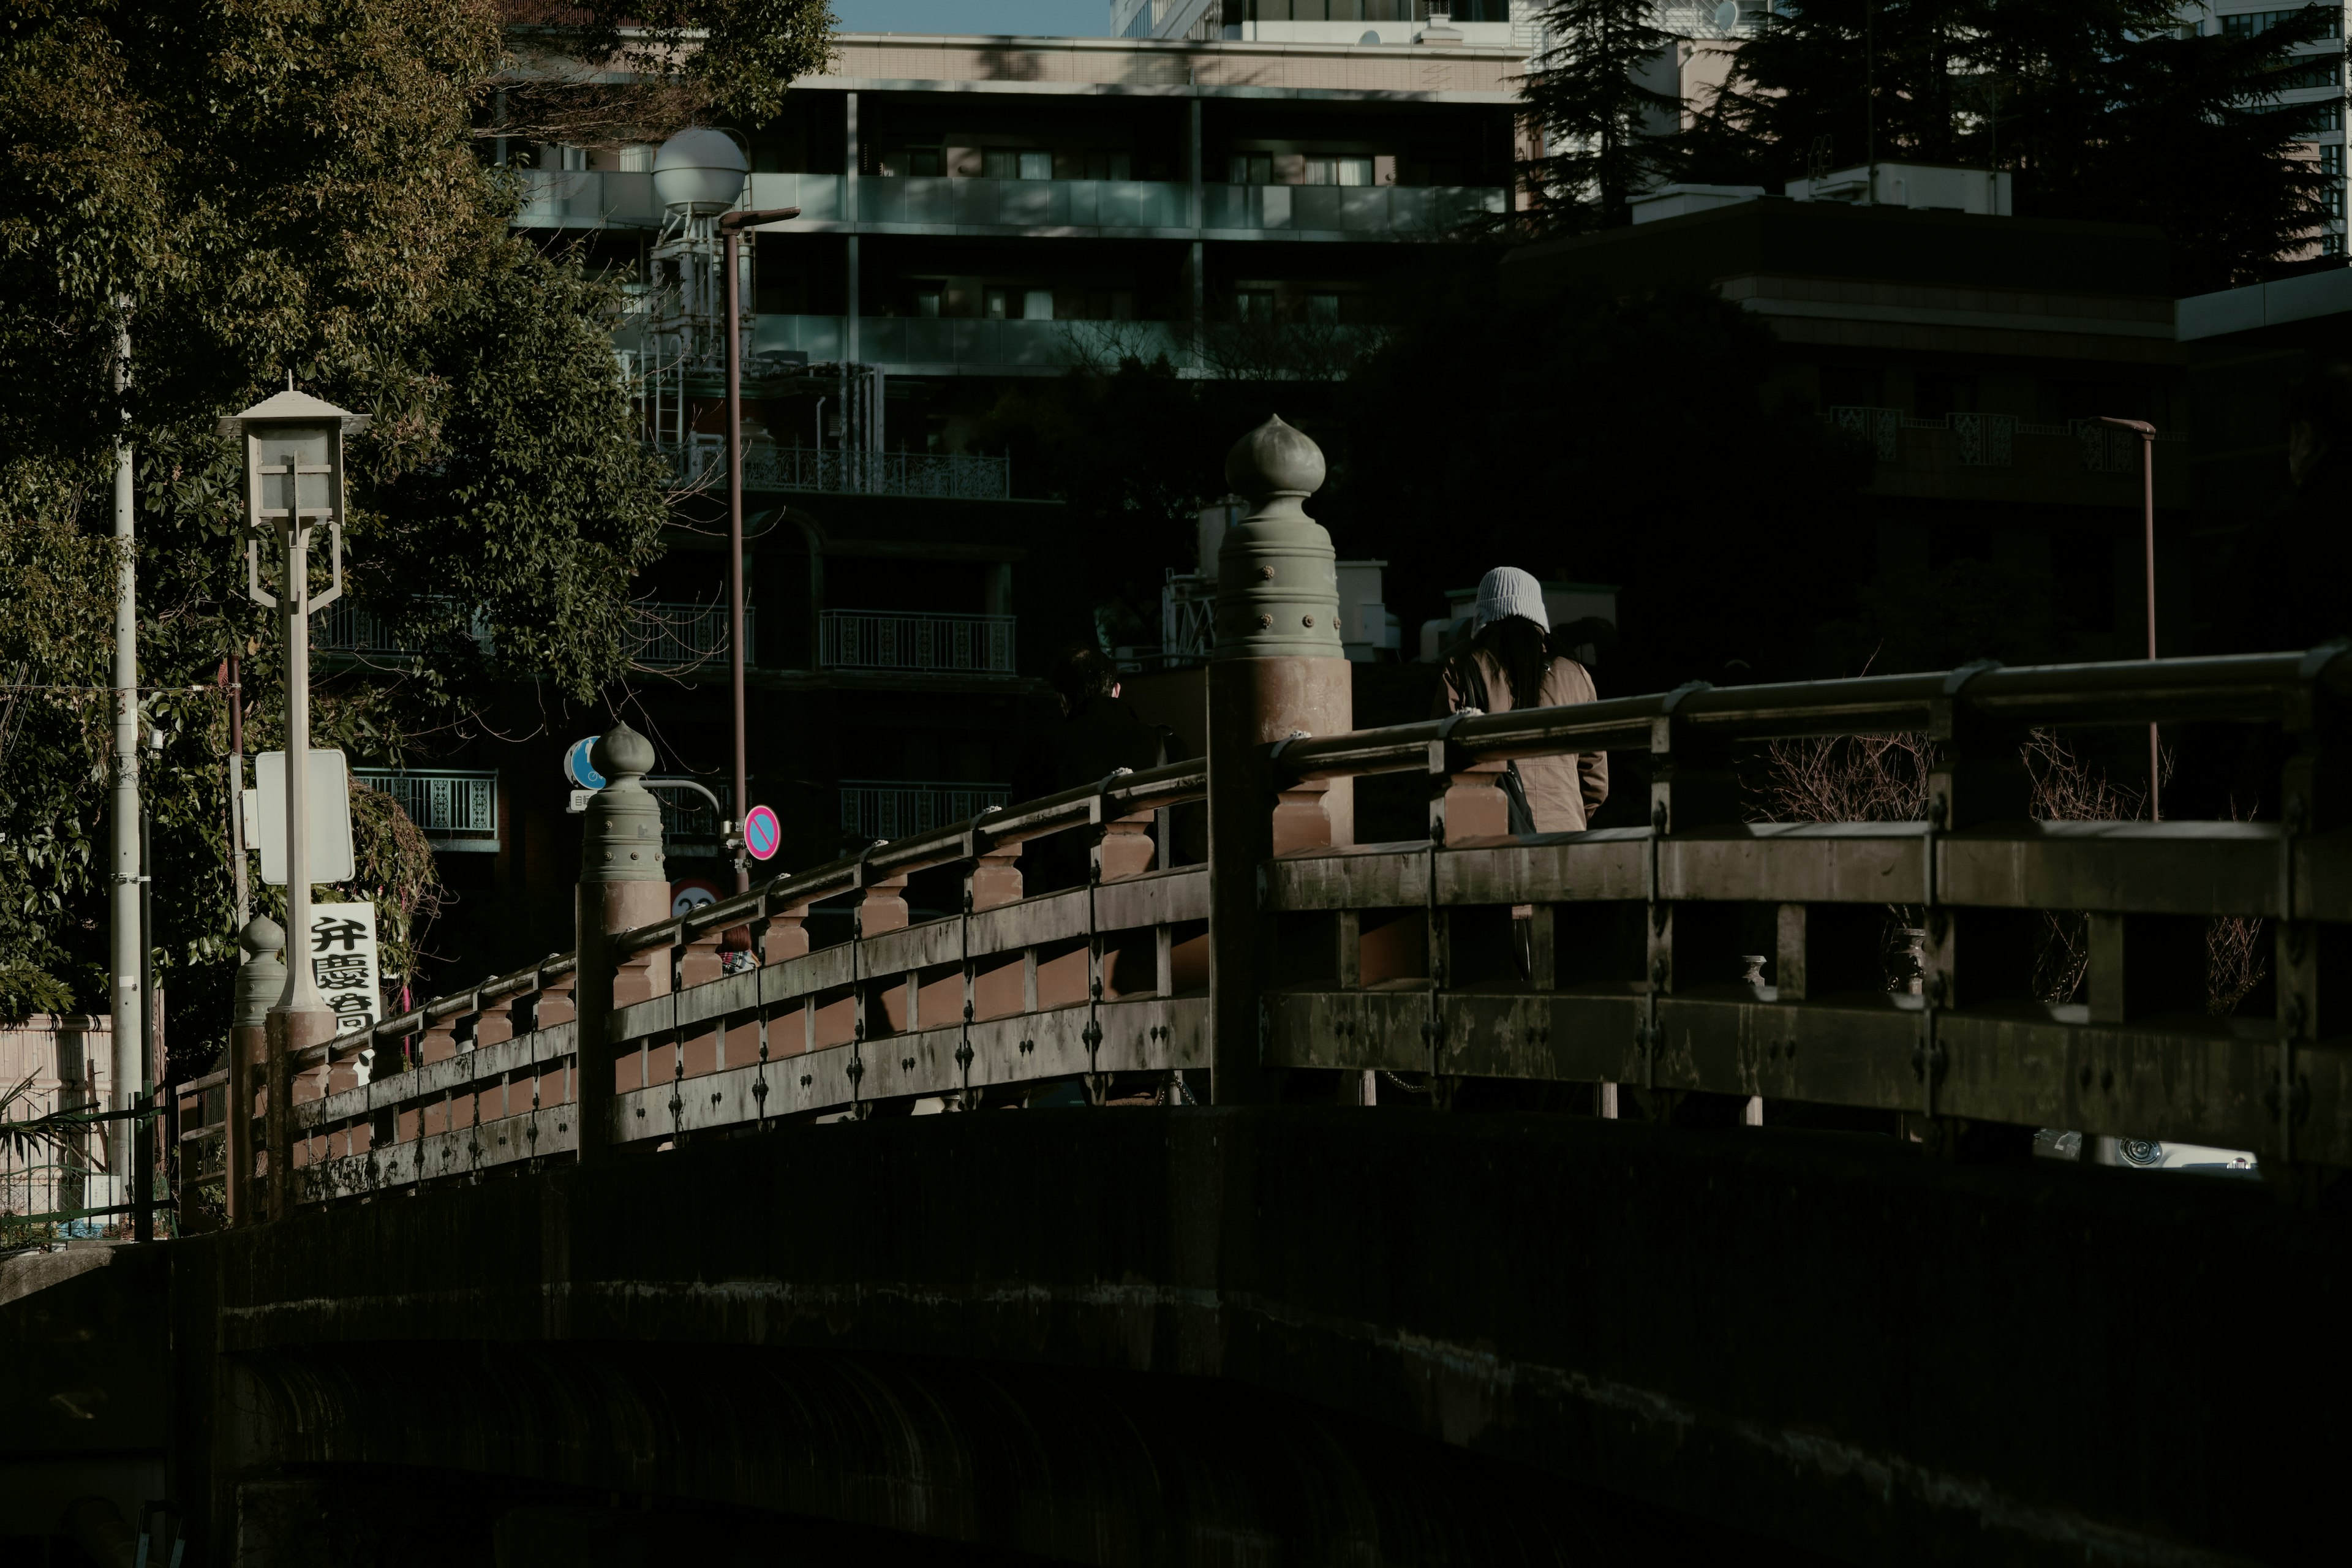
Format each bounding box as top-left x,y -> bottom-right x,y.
661,433 -> 1012,500
838,779 -> 1011,843
1828,407 -> 2186,472
1202,182 -> 1507,234
750,315 -> 1379,379
820,611 -> 1016,676
511,168 -> 662,228
854,175 -> 1190,230
355,769 -> 499,853
629,600 -> 754,671
314,601 -> 411,655
516,170 -> 1504,237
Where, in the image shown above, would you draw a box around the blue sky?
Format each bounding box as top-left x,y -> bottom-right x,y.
830,1 -> 1108,35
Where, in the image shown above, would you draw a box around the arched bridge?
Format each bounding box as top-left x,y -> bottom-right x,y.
152,630 -> 2352,1567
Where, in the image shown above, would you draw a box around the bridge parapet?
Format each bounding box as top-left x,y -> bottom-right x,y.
172,423 -> 2352,1213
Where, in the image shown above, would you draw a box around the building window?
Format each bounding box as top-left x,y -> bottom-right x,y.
1235,290 -> 1276,322
2326,232 -> 2346,255
982,149 -> 1055,181
1301,156 -> 1376,187
1229,153 -> 1273,185
2324,183 -> 2346,218
2225,8 -> 2340,39
913,286 -> 943,317
2323,143 -> 2345,175
1305,293 -> 1341,323
1066,150 -> 1133,181
985,287 -> 1055,320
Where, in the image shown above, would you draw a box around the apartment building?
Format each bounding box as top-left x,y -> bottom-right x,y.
361,24 -> 1523,975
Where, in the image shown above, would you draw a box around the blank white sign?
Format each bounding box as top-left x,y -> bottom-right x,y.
251,749 -> 356,886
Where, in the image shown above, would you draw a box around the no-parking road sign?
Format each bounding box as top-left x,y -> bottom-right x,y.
742,804 -> 782,862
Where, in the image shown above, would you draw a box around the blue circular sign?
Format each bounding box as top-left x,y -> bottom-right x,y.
564,736 -> 606,791
743,804 -> 782,862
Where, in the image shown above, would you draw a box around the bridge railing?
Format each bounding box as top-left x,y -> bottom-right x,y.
179,407 -> 2351,1219
185,640 -> 2352,1221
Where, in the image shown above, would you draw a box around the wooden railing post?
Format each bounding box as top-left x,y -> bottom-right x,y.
1206,416 -> 1352,1104
226,915 -> 284,1227
575,722 -> 670,1164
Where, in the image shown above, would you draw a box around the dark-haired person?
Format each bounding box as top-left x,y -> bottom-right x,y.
2215,361 -> 2352,654
1430,567 -> 1608,832
1011,644 -> 1173,893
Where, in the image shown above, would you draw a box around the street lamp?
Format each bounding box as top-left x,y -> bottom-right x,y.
720,202 -> 798,892
219,385 -> 368,1208
2097,415 -> 2160,821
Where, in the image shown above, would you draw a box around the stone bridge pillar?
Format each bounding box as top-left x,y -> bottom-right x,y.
1206,416 -> 1351,1104
227,915 -> 283,1226
573,723 -> 668,1163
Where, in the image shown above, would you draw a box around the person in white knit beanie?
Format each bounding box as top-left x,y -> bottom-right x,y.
1433,566 -> 1608,834
1474,565 -> 1549,631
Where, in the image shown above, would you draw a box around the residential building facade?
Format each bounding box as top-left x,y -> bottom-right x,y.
369,25 -> 1521,978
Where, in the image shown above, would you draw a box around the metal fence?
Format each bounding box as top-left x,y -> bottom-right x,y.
354,769 -> 499,852
820,611 -> 1016,675
663,435 -> 1012,501
839,780 -> 1012,843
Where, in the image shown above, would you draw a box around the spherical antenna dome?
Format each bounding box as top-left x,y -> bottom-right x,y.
653,127 -> 749,216
1223,414 -> 1326,503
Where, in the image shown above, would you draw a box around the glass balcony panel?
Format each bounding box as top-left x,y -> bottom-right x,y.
745,172 -> 844,222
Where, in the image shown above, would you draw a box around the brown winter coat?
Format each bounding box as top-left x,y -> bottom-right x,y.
1432,650 -> 1610,833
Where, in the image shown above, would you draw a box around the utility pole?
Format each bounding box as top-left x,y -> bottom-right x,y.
108,312 -> 142,1203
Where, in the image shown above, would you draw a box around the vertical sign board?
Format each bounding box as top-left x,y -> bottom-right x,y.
249,749 -> 358,886
307,901 -> 382,1077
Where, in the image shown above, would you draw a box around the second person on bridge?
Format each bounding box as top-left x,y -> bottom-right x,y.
1432,567 -> 1609,834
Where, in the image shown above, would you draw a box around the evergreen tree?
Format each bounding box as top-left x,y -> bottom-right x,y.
1520,0 -> 1686,231
1692,0 -> 2340,289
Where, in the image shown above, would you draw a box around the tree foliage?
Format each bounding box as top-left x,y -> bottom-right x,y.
0,0 -> 833,1057
498,0 -> 837,143
1688,0 -> 2341,288
1520,0 -> 1684,232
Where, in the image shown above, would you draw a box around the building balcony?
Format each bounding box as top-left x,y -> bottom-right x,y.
1200,181 -> 1506,235
355,769 -> 499,853
839,778 -> 1012,843
511,168 -> 663,229
660,432 -> 1013,500
518,169 -> 1504,239
751,313 -> 1379,377
820,610 -> 1017,676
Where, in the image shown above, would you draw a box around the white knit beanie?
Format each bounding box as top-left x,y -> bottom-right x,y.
1474,567 -> 1548,631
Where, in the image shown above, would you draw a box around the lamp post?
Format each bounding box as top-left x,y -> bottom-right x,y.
219,386 -> 368,1216
718,203 -> 799,892
2098,416 -> 2160,820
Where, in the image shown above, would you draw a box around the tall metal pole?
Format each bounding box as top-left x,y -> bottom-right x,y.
725,221 -> 749,895
108,315 -> 141,1199
2141,428 -> 2158,821
717,205 -> 798,895
227,653 -> 249,931
279,506 -> 320,1014
2100,417 -> 2160,820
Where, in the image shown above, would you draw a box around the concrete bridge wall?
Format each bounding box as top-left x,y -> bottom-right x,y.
170,1107 -> 2348,1566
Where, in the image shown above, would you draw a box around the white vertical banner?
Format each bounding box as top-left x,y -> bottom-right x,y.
306,902 -> 382,1067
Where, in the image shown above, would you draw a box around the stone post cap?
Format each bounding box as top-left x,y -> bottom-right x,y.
233,916 -> 289,1030
1224,413 -> 1326,505
1213,416 -> 1340,662
592,722 -> 656,782
582,720 -> 665,884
